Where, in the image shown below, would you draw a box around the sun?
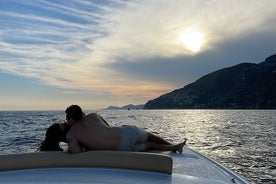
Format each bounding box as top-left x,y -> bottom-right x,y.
178,29 -> 204,53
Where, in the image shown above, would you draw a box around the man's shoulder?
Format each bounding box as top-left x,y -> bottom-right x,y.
85,113 -> 98,117
82,113 -> 98,121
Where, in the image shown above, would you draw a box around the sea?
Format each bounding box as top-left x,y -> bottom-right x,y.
0,110 -> 275,184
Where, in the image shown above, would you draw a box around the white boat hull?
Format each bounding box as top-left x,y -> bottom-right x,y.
0,148 -> 250,184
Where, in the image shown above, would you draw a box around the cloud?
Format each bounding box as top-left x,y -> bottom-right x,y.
0,0 -> 276,102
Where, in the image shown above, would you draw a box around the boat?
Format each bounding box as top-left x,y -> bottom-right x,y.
0,147 -> 250,184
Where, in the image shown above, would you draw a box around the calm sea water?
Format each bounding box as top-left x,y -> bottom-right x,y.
0,110 -> 275,183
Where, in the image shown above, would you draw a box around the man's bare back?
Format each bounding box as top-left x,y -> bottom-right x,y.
67,113 -> 121,153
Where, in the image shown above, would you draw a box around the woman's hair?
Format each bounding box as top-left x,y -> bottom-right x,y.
65,105 -> 83,121
38,123 -> 69,151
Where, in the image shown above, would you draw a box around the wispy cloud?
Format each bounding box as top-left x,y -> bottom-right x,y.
0,0 -> 275,102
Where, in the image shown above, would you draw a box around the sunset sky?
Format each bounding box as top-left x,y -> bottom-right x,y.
0,0 -> 276,110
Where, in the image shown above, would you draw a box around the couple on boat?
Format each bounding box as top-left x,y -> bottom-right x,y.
39,105 -> 187,154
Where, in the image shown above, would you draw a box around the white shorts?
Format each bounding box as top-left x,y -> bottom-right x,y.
117,125 -> 148,151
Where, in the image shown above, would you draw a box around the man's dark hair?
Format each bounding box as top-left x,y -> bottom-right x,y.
65,105 -> 83,121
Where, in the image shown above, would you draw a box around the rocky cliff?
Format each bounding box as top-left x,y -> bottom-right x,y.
144,54 -> 276,109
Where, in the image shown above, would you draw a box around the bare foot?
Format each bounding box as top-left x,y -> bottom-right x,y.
176,138 -> 187,153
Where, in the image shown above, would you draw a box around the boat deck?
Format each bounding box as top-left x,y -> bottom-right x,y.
169,148 -> 249,183
0,147 -> 250,184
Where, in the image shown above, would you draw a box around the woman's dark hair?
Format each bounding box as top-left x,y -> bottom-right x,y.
38,123 -> 69,151
65,105 -> 83,121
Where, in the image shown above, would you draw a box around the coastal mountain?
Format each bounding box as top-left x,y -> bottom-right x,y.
144,54 -> 276,109
104,104 -> 144,110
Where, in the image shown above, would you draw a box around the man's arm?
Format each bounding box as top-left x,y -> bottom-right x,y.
66,133 -> 82,154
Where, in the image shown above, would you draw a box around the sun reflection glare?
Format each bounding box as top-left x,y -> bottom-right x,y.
178,29 -> 204,53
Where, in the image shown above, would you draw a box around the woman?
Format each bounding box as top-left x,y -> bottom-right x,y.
38,123 -> 70,151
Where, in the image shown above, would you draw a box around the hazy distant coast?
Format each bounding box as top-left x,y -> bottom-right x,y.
104,104 -> 144,110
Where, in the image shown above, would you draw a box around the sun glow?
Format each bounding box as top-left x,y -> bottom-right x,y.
178,29 -> 204,53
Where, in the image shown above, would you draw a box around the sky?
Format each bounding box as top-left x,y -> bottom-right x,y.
0,0 -> 276,110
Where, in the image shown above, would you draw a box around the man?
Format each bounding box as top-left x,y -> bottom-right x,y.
65,105 -> 187,154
